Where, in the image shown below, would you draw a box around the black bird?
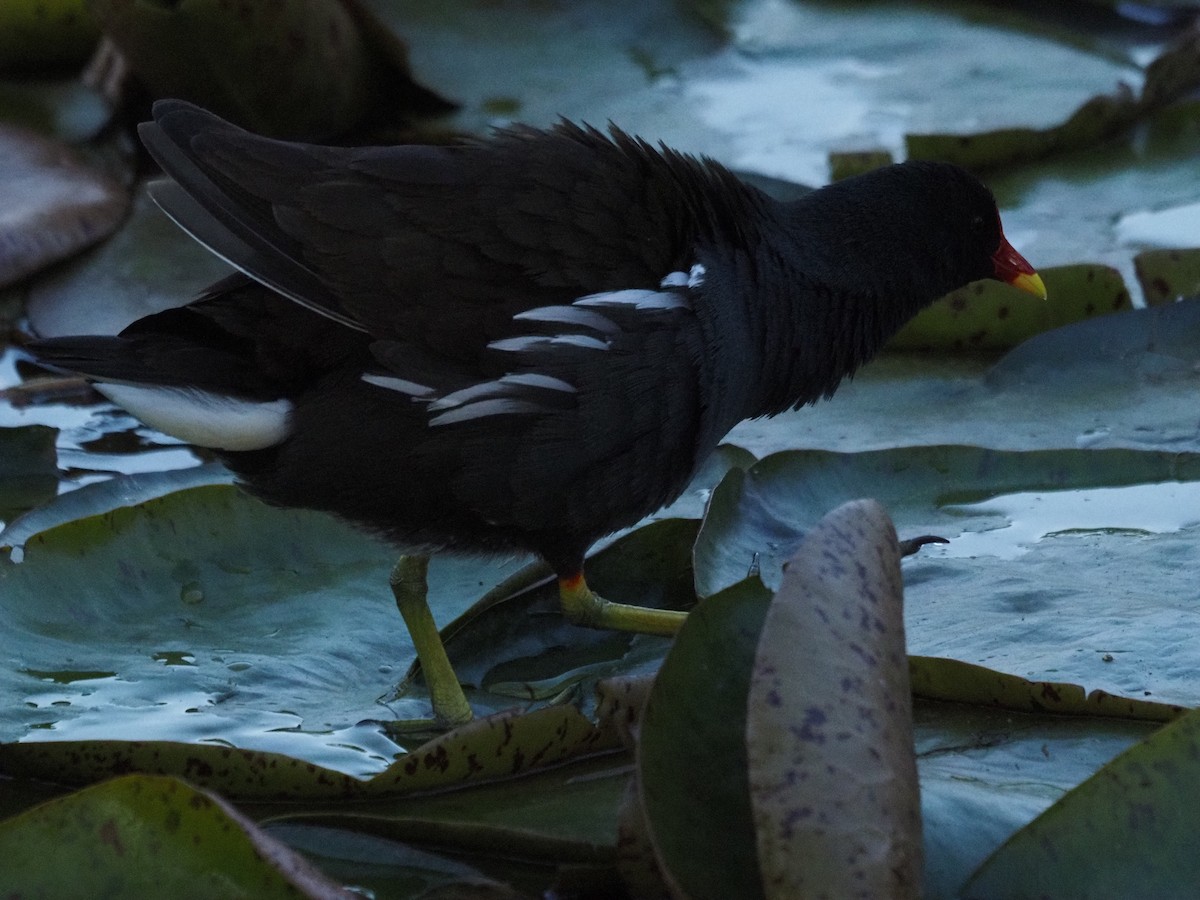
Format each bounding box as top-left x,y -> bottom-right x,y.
30,100 -> 1045,725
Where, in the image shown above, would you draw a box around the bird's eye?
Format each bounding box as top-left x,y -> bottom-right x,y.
971,214 -> 985,229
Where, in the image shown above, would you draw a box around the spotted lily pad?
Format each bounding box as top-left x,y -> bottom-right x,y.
888,264 -> 1131,352
747,500 -> 920,898
1134,247 -> 1200,304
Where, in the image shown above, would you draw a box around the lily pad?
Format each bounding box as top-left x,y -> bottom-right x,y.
89,0 -> 452,139
0,0 -> 99,72
0,705 -> 617,801
26,184 -> 231,338
963,708 -> 1200,899
0,121 -> 128,289
888,264 -> 1131,352
693,444 -> 1200,598
0,774 -> 353,899
0,481 -> 527,758
747,500 -> 920,898
1133,246 -> 1200,304
907,25 -> 1200,172
637,577 -> 770,900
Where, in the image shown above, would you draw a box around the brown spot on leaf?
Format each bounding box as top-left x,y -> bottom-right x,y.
99,818 -> 125,856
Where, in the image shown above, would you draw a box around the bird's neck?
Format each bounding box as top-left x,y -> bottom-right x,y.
743,214 -> 938,418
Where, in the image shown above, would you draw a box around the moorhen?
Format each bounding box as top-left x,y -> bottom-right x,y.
30,100 -> 1045,725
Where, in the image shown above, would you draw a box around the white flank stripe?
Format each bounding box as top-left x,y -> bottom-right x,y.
499,373 -> 576,393
96,383 -> 292,451
575,288 -> 688,311
513,305 -> 619,333
429,381 -> 507,412
429,398 -> 545,427
429,373 -> 577,413
361,373 -> 436,398
688,263 -> 707,288
659,270 -> 688,288
488,334 -> 610,353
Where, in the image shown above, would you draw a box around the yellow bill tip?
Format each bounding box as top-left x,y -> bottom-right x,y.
1009,270 -> 1047,300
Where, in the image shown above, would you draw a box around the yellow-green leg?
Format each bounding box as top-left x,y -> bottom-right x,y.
557,572 -> 687,636
390,555 -> 473,727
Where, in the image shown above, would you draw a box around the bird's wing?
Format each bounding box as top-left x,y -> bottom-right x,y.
140,100 -> 764,363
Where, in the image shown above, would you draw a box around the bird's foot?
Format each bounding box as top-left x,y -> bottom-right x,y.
557,572 -> 686,637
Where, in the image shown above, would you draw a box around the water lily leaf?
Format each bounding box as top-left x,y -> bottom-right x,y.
828,148 -> 893,181
27,184 -> 230,338
910,657 -> 1185,722
888,264 -> 1131,352
906,86 -> 1139,172
908,26 -> 1200,172
637,577 -> 771,900
917,701 -> 1158,900
0,462 -> 233,553
0,121 -> 128,289
694,445 -> 1200,598
0,0 -> 99,71
364,706 -> 617,797
0,705 -> 617,801
963,708 -> 1200,899
88,0 -> 450,139
748,500 -> 920,898
257,823 -> 501,900
615,772 -> 668,898
0,425 -> 58,523
271,748 -> 629,868
1133,247 -> 1200,305
985,295 -> 1200,389
0,738 -> 365,800
1140,25 -> 1200,112
0,481 -> 530,757
0,774 -> 354,899
593,673 -> 656,750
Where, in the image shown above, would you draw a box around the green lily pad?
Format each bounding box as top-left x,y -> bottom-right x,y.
907,26 -> 1200,173
1,462 -> 233,552
1134,246 -> 1200,305
888,264 -> 1131,352
637,577 -> 770,900
270,748 -> 630,866
0,774 -> 352,899
693,445 -> 1200,598
911,656 -> 1185,722
963,708 -> 1200,899
917,701 -> 1158,899
0,481 -> 529,759
0,0 -> 99,72
0,705 -> 617,800
89,0 -> 450,139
